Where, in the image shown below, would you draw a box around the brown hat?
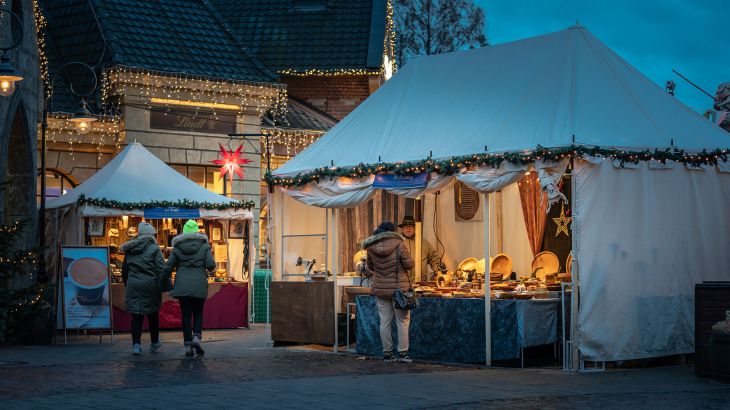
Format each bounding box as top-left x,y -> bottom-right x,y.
398,215 -> 416,228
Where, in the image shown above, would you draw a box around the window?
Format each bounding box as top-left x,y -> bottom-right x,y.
36,169 -> 76,203
171,165 -> 231,195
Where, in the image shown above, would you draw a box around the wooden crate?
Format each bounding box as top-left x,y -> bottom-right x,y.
695,282 -> 730,377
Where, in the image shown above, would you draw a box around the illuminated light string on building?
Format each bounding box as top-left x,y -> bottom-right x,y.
279,0 -> 397,78
261,128 -> 323,159
383,0 -> 397,78
101,66 -> 288,122
264,145 -> 730,188
33,0 -> 49,95
45,112 -> 123,161
39,63 -> 290,159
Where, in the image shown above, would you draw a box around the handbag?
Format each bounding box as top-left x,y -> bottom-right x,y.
393,247 -> 419,310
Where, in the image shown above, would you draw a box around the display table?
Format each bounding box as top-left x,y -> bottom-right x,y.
111,282 -> 248,331
355,295 -> 559,364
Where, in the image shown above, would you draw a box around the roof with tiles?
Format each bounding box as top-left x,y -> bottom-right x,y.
39,0 -> 277,91
269,98 -> 337,132
209,0 -> 386,72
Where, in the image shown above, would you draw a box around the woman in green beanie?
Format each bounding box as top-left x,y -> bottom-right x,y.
162,219 -> 215,356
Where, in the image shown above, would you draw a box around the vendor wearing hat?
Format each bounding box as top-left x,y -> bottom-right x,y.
399,215 -> 441,282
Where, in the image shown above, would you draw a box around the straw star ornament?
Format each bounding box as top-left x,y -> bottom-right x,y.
552,202 -> 572,237
211,144 -> 252,182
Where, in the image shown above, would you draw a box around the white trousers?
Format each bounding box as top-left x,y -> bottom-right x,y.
376,296 -> 411,354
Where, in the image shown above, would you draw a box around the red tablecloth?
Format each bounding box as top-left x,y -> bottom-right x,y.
112,282 -> 248,331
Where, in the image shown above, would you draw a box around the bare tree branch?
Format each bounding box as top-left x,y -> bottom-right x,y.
394,0 -> 488,61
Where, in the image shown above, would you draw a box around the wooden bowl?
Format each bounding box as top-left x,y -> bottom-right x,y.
566,252 -> 573,275
490,253 -> 513,281
531,251 -> 560,280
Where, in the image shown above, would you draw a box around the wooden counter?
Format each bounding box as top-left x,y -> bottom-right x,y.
270,281 -> 335,345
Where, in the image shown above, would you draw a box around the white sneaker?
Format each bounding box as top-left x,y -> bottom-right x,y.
150,342 -> 162,353
192,334 -> 204,355
132,343 -> 142,355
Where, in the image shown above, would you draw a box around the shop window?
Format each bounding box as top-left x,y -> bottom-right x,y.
206,167 -> 231,194
187,166 -> 205,188
171,164 -> 232,195
170,164 -> 187,176
36,169 -> 76,203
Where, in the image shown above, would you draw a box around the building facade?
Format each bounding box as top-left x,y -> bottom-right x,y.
0,0 -> 41,245
38,0 -> 395,266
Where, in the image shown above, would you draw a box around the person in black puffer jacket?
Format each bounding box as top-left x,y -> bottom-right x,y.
121,222 -> 164,355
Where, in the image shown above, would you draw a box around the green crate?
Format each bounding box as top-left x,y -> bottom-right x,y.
252,269 -> 271,323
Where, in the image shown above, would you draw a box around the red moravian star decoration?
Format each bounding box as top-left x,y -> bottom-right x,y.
210,144 -> 252,182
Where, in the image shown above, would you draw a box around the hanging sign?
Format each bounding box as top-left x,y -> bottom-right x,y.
143,207 -> 201,219
373,172 -> 428,189
60,246 -> 112,330
149,108 -> 236,134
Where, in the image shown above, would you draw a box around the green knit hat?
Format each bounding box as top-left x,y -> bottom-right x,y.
183,219 -> 199,234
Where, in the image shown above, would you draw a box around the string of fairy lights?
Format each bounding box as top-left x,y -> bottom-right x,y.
33,0 -> 49,96
261,128 -> 323,159
102,66 -> 288,120
278,0 -> 397,78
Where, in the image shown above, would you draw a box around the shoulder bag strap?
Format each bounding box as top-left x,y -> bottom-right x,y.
395,246 -> 399,289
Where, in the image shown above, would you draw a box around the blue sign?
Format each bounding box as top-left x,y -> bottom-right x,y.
143,207 -> 201,219
373,172 -> 428,189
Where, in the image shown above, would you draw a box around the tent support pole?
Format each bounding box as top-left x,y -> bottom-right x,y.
483,192 -> 491,367
570,158 -> 580,372
331,208 -> 339,353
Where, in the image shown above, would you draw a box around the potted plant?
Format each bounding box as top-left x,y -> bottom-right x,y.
710,310 -> 730,382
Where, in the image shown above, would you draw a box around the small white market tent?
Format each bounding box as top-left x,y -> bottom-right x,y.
270,26 -> 730,367
46,141 -> 252,219
45,142 -> 254,281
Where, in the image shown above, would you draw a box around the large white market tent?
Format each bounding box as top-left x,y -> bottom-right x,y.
47,142 -> 252,219
270,26 -> 730,366
275,26 -> 728,178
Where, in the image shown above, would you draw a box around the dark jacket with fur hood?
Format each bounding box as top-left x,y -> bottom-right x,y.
363,231 -> 415,298
162,233 -> 215,299
121,234 -> 164,314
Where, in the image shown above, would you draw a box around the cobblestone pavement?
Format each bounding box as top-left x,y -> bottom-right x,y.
1,327 -> 728,409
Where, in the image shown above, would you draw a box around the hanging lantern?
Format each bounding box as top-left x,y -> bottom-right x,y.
0,53 -> 23,97
68,98 -> 97,134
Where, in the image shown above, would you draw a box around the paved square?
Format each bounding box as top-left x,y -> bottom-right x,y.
1,327 -> 728,409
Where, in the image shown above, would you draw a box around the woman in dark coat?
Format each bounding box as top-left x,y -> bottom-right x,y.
162,219 -> 215,356
121,222 -> 165,355
363,221 -> 415,363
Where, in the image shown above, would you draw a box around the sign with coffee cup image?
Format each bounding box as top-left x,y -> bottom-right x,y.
60,246 -> 112,330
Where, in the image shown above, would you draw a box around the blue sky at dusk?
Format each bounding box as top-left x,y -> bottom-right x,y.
477,0 -> 727,114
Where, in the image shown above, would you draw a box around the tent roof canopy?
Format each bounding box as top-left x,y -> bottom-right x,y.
274,26 -> 728,179
47,142 -> 249,211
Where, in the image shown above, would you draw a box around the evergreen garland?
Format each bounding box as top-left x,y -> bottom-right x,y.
76,194 -> 255,210
264,145 -> 730,188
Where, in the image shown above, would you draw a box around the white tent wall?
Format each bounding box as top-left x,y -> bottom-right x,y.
422,184 -> 532,275
272,189 -> 329,282
574,159 -> 730,361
